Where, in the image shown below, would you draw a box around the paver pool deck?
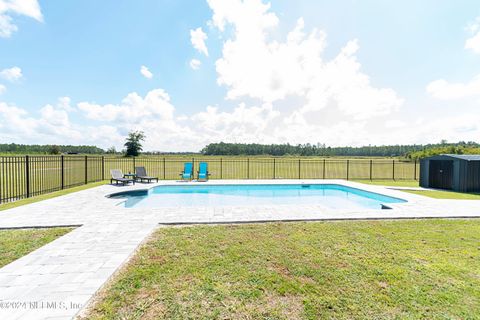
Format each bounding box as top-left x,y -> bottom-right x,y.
0,179 -> 479,319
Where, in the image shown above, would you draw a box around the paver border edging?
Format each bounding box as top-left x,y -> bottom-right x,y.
157,216 -> 480,226
74,225 -> 161,320
0,224 -> 82,231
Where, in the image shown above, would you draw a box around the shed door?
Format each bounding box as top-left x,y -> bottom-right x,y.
429,160 -> 453,190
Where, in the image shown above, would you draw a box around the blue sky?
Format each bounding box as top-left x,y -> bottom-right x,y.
1,0 -> 480,151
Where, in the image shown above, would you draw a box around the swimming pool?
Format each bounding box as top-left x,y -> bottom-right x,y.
109,184 -> 406,209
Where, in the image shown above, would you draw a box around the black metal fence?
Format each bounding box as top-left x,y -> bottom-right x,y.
0,156 -> 418,204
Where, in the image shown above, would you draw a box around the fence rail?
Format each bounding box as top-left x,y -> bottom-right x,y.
0,156 -> 419,204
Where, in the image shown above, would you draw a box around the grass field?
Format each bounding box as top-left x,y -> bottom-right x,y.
0,181 -> 107,211
352,179 -> 419,187
401,189 -> 480,200
351,180 -> 480,199
85,220 -> 480,319
0,227 -> 73,268
1,155 -> 419,203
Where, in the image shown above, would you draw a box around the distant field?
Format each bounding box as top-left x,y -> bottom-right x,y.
0,153 -> 406,160
0,155 -> 419,203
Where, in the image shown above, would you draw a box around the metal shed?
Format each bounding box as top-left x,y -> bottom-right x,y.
420,154 -> 480,192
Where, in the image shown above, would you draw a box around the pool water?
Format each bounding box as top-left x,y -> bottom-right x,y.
110,184 -> 406,209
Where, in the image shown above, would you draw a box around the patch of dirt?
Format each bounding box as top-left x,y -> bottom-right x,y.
140,300 -> 166,319
244,293 -> 304,319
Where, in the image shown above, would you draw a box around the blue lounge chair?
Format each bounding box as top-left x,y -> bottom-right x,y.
180,162 -> 193,180
197,162 -> 210,181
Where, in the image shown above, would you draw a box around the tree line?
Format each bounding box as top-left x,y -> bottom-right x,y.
2,139 -> 480,158
0,143 -> 105,154
201,141 -> 480,158
406,145 -> 480,159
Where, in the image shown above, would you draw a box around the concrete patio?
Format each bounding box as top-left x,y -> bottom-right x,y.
0,180 -> 479,319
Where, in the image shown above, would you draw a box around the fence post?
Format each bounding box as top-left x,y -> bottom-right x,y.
220,158 -> 223,179
369,159 -> 373,181
0,157 -> 3,203
247,158 -> 250,179
323,159 -> 326,179
392,159 -> 395,181
85,156 -> 88,184
273,158 -> 276,179
414,159 -> 417,180
192,158 -> 195,178
346,159 -> 349,180
132,157 -> 136,173
61,155 -> 65,189
101,156 -> 105,181
25,155 -> 30,198
163,157 -> 166,180
298,159 -> 301,179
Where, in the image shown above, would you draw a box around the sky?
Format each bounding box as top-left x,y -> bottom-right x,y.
0,0 -> 480,152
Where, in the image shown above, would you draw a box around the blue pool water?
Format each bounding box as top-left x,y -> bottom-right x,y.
110,184 -> 406,209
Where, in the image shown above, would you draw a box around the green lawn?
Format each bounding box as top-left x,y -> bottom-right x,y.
401,189 -> 480,200
87,220 -> 480,319
0,227 -> 73,268
353,179 -> 419,187
353,180 -> 480,200
0,181 -> 107,211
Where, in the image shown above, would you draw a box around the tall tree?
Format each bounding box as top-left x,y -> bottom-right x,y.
124,131 -> 145,156
48,145 -> 61,155
106,146 -> 117,154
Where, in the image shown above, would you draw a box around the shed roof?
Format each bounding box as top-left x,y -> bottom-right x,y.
438,154 -> 480,161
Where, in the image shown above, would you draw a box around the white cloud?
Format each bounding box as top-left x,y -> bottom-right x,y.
140,65 -> 153,79
56,96 -> 74,112
0,66 -> 22,82
398,115 -> 480,145
0,0 -> 43,38
427,17 -> 480,101
78,89 -> 175,123
0,100 -> 124,147
0,101 -> 81,142
205,0 -> 403,122
465,17 -> 480,54
190,27 -> 209,56
78,88 -> 204,151
426,75 -> 480,100
385,120 -> 406,129
0,84 -> 5,94
466,32 -> 480,54
191,103 -> 279,140
1,85 -> 478,151
190,59 -> 201,70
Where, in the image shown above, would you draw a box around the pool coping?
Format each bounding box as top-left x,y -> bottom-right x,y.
111,179 -> 409,202
106,181 -> 409,210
